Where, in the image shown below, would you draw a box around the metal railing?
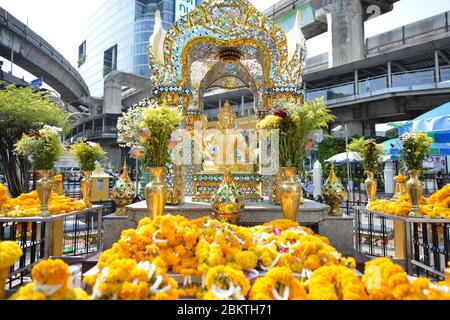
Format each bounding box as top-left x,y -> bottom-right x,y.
305,66 -> 449,104
0,206 -> 104,289
353,206 -> 450,280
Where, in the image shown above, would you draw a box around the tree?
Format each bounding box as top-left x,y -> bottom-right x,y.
385,127 -> 399,139
0,85 -> 69,197
317,138 -> 346,164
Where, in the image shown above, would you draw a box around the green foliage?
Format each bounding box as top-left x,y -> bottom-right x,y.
273,97 -> 335,168
317,138 -> 346,164
0,85 -> 69,133
385,127 -> 399,139
140,101 -> 181,168
14,127 -> 64,170
69,140 -> 107,171
348,137 -> 384,173
0,85 -> 69,196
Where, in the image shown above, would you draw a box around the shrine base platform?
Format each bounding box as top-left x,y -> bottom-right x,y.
103,198 -> 355,256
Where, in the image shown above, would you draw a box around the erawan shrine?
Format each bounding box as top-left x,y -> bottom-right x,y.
1,0 -> 450,302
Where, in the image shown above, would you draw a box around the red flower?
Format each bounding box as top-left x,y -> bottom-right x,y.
273,109 -> 288,118
285,119 -> 295,126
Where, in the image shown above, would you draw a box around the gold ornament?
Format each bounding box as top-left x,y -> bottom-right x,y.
112,160 -> 136,216
211,167 -> 245,224
322,162 -> 346,216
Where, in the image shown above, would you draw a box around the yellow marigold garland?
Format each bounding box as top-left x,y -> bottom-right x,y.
0,186 -> 86,218
9,259 -> 90,300
203,265 -> 250,300
0,241 -> 23,268
249,267 -> 307,300
308,265 -> 368,300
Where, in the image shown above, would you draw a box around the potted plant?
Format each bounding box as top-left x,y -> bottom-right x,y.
399,132 -> 432,217
348,137 -> 384,204
138,101 -> 180,218
69,140 -> 106,207
15,126 -> 64,216
257,97 -> 335,220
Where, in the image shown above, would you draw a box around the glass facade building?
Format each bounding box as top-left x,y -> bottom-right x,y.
78,0 -> 199,97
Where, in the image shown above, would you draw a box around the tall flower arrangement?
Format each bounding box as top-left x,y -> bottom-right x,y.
400,132 -> 432,170
117,103 -> 147,149
139,102 -> 181,168
348,138 -> 384,203
399,132 -> 433,217
257,97 -> 334,169
347,137 -> 384,173
14,126 -> 64,170
69,140 -> 107,171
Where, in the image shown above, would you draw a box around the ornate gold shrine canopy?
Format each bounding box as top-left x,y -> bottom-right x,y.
147,0 -> 307,118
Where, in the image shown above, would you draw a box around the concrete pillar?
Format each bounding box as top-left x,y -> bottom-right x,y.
354,69 -> 359,95
435,50 -> 440,83
321,0 -> 365,67
313,160 -> 323,198
363,121 -> 376,137
241,95 -> 244,117
387,61 -> 392,87
384,161 -> 395,194
345,121 -> 364,137
103,79 -> 122,114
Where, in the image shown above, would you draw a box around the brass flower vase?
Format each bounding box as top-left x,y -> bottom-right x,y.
112,161 -> 136,216
365,171 -> 377,203
407,170 -> 422,218
211,168 -> 245,224
37,170 -> 53,217
145,167 -> 167,219
279,167 -> 302,221
80,171 -> 93,207
322,162 -> 346,216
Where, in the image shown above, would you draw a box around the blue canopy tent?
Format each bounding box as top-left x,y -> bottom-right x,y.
399,102 -> 450,143
380,138 -> 450,156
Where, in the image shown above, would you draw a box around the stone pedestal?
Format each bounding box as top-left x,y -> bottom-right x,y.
103,214 -> 130,250
318,215 -> 355,257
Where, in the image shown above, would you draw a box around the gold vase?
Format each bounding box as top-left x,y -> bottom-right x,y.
37,170 -> 53,217
145,167 -> 167,219
365,171 -> 377,203
407,170 -> 422,218
279,167 -> 302,221
211,168 -> 245,224
322,162 -> 346,216
80,171 -> 93,207
112,161 -> 136,216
